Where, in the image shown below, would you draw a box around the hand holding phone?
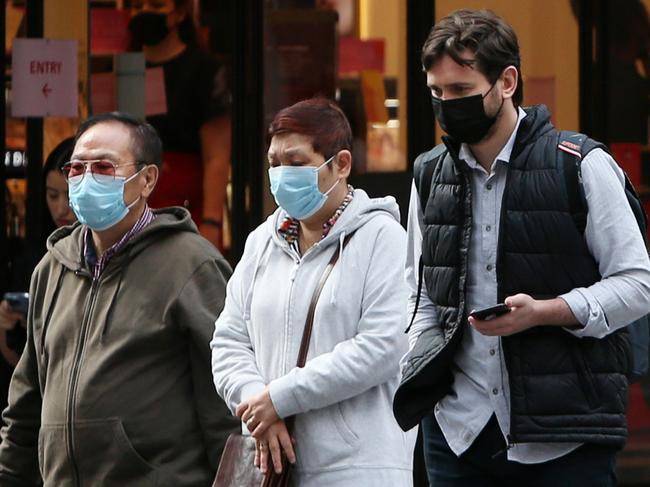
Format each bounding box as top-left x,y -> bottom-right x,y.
3,292 -> 29,315
469,303 -> 511,321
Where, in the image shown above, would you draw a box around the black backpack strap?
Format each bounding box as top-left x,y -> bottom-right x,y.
413,145 -> 445,212
559,130 -> 648,245
558,130 -> 589,234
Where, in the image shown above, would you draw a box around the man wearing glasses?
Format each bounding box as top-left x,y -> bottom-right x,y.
0,112 -> 238,485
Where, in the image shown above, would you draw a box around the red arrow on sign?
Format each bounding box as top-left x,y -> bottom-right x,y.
42,83 -> 52,98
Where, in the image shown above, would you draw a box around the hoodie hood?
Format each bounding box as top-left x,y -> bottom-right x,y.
46,206 -> 198,272
267,188 -> 401,253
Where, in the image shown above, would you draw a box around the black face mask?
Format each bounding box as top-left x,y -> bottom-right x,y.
431,84 -> 504,144
128,12 -> 170,46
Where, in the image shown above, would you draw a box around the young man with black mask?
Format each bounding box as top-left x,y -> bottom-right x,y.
393,9 -> 650,486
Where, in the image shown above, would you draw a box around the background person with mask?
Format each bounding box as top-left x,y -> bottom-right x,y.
128,0 -> 231,249
212,98 -> 416,486
0,137 -> 76,411
393,9 -> 650,487
0,112 -> 238,485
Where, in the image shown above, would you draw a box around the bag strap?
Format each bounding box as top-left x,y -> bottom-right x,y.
558,130 -> 589,235
559,130 -> 649,245
262,235 -> 354,486
414,150 -> 442,212
279,233 -> 354,442
296,233 -> 353,368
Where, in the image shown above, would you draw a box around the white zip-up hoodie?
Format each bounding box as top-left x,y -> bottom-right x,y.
211,189 -> 416,486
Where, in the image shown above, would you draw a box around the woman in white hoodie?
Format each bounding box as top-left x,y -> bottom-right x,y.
211,98 -> 415,486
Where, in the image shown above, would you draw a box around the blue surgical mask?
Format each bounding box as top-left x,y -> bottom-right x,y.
68,170 -> 142,231
268,156 -> 339,220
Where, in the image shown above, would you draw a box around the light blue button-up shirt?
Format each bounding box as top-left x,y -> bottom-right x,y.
405,107 -> 650,463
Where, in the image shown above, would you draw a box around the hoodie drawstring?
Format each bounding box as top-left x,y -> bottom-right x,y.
40,265 -> 66,355
329,232 -> 347,305
101,267 -> 125,341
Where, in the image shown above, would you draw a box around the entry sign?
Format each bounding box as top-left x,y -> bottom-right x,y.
12,39 -> 78,117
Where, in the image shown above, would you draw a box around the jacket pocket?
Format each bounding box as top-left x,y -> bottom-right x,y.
331,403 -> 359,446
73,418 -> 158,486
293,402 -> 361,472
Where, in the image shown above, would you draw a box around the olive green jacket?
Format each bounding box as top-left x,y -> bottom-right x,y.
0,207 -> 238,486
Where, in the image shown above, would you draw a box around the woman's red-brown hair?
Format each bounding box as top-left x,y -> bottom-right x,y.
268,98 -> 352,159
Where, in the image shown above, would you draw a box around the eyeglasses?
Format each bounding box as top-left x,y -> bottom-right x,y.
61,160 -> 143,183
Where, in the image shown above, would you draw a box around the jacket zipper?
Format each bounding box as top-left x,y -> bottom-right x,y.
66,275 -> 100,487
283,251 -> 301,375
282,243 -> 318,374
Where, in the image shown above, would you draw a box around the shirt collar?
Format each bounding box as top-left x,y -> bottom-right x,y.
278,185 -> 355,247
84,205 -> 155,277
458,106 -> 527,170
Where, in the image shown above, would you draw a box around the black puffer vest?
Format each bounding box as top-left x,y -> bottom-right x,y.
394,105 -> 631,447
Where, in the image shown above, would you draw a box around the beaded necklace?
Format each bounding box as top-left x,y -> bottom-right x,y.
278,185 -> 355,246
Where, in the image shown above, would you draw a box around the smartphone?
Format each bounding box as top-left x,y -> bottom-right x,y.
469,303 -> 510,321
3,292 -> 29,314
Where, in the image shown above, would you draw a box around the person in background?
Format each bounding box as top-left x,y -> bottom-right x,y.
128,0 -> 231,249
0,137 -> 76,410
212,98 -> 416,486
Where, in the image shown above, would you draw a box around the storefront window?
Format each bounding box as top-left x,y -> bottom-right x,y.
597,1 -> 650,483
88,0 -> 234,252
3,0 -> 235,262
5,0 -> 28,241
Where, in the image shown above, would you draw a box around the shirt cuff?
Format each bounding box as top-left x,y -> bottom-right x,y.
232,381 -> 267,414
560,289 -> 610,338
268,372 -> 302,419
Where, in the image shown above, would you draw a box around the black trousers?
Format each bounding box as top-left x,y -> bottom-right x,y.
421,412 -> 618,487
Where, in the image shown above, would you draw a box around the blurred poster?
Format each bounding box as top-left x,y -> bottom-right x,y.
339,38 -> 384,75
91,8 -> 130,54
264,9 -> 337,123
360,70 -> 388,124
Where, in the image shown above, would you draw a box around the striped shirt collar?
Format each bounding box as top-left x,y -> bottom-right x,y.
84,206 -> 156,280
279,185 -> 355,254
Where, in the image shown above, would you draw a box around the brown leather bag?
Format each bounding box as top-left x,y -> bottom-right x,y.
213,237 -> 351,487
212,434 -> 262,487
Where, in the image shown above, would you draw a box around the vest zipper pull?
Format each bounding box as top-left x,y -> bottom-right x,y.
491,435 -> 514,460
